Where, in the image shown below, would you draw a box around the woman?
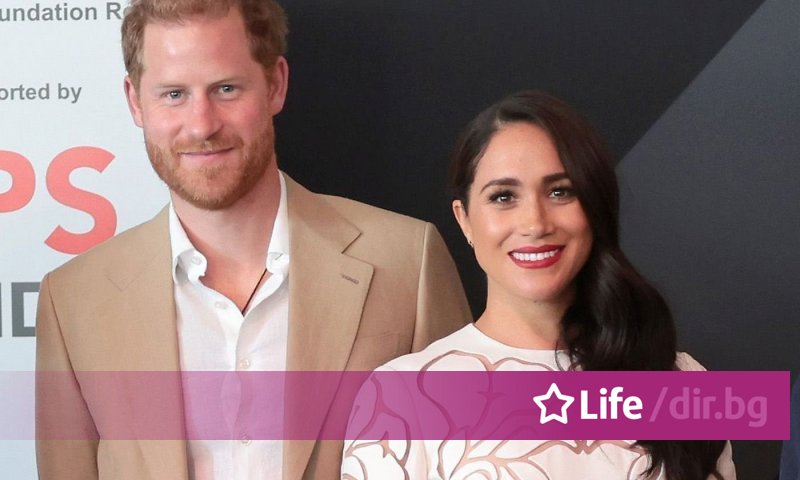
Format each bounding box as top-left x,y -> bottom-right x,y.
341,91 -> 734,479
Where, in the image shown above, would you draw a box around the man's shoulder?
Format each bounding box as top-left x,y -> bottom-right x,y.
48,209 -> 168,281
320,193 -> 429,230
285,174 -> 435,243
318,194 -> 440,258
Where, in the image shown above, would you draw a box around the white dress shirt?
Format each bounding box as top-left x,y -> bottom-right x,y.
169,173 -> 290,480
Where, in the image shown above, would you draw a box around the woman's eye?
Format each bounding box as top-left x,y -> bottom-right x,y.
549,186 -> 575,200
489,191 -> 514,204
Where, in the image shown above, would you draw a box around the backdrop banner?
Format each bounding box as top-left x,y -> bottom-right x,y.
1,4 -> 165,477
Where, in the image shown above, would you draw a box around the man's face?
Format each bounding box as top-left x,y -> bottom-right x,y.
124,8 -> 288,210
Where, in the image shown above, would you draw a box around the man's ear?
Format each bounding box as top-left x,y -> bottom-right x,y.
265,56 -> 289,116
452,199 -> 473,245
123,76 -> 144,128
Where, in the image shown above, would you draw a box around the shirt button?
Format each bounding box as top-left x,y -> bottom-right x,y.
214,301 -> 227,310
241,434 -> 251,445
238,358 -> 251,370
191,256 -> 202,265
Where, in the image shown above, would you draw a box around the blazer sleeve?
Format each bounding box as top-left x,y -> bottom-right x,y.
411,223 -> 472,352
35,273 -> 100,480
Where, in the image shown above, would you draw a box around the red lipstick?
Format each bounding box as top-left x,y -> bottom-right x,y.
508,245 -> 564,269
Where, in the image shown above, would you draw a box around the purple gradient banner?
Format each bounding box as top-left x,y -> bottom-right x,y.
6,370 -> 788,441
348,371 -> 788,441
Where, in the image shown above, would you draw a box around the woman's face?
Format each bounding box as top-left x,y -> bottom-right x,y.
453,122 -> 593,309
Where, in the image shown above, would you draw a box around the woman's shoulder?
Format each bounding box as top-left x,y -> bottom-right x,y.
675,352 -> 708,371
378,323 -> 565,372
384,340 -> 709,373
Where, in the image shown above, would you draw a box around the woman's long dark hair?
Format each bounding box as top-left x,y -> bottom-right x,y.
449,90 -> 726,479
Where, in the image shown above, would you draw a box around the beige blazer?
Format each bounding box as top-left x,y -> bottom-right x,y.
36,176 -> 472,480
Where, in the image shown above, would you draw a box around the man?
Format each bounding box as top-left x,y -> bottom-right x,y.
35,1 -> 471,479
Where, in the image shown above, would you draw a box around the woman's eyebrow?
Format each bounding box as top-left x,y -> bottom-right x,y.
479,172 -> 570,194
543,172 -> 569,183
479,177 -> 521,194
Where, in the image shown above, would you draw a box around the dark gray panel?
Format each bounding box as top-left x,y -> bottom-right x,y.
619,0 -> 799,476
277,0 -> 764,317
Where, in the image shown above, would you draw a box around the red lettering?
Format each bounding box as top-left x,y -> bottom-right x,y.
0,150 -> 36,213
45,147 -> 118,255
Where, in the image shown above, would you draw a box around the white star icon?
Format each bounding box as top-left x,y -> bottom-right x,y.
532,382 -> 574,425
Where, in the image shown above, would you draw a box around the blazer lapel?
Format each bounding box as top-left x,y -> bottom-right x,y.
282,177 -> 374,479
106,183 -> 372,479
104,208 -> 189,480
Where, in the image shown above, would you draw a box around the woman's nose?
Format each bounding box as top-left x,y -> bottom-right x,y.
519,198 -> 552,238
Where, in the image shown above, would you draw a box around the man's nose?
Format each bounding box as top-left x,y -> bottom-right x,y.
186,96 -> 223,140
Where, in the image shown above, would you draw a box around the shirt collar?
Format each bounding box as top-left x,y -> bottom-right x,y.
169,171 -> 291,282
266,172 -> 290,276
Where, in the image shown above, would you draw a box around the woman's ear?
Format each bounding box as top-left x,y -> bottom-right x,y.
452,199 -> 473,246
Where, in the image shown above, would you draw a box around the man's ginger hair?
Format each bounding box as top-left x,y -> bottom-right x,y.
121,0 -> 288,88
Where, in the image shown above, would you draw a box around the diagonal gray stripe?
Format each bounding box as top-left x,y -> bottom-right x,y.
618,0 -> 799,476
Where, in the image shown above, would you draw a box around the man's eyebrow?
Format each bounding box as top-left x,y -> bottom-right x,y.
212,76 -> 246,85
151,83 -> 185,90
